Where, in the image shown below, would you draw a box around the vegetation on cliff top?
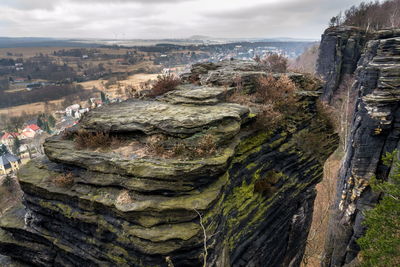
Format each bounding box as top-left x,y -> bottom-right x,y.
357,150 -> 400,266
329,0 -> 400,30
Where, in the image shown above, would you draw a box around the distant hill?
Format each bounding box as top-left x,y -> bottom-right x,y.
0,37 -> 100,48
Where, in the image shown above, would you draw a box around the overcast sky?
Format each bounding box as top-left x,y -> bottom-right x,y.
0,0 -> 368,40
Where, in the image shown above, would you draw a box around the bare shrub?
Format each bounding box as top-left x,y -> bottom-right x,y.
259,53 -> 288,73
330,75 -> 356,148
289,44 -> 319,74
52,172 -> 74,188
147,74 -> 181,97
330,0 -> 400,30
74,130 -> 122,150
255,75 -> 297,111
193,134 -> 217,157
228,74 -> 299,129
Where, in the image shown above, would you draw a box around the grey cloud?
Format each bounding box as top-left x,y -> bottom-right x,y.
1,0 -> 194,10
0,0 -> 367,39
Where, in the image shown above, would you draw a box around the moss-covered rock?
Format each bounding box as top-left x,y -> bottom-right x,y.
0,60 -> 338,267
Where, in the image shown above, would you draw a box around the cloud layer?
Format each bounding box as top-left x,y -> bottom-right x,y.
0,0 -> 367,39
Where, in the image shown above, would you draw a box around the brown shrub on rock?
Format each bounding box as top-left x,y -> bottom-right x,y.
52,173 -> 74,188
148,74 -> 181,97
260,53 -> 288,73
74,130 -> 122,150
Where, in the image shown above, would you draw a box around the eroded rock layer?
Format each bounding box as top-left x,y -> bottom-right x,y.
0,61 -> 337,267
320,29 -> 400,266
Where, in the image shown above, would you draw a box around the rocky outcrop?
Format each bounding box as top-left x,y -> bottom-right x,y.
322,29 -> 400,266
0,60 -> 337,266
317,26 -> 367,102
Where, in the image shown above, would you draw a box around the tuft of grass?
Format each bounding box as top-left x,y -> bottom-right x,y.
73,130 -> 122,150
145,134 -> 217,159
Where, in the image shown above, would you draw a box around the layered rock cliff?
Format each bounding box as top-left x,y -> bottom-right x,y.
318,28 -> 400,266
317,26 -> 367,102
0,60 -> 337,266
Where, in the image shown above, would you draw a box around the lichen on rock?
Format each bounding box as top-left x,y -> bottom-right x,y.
0,60 -> 337,266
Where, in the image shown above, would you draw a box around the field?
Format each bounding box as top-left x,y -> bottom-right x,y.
78,73 -> 159,98
0,72 -> 160,117
0,99 -> 64,117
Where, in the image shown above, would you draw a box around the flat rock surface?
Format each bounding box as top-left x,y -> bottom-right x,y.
80,99 -> 249,135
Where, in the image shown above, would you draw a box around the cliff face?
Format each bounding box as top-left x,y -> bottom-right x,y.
317,26 -> 367,102
0,60 -> 337,267
319,28 -> 400,266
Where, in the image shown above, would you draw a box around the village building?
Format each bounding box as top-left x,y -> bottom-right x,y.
0,132 -> 19,147
21,124 -> 42,139
0,153 -> 21,175
65,104 -> 81,117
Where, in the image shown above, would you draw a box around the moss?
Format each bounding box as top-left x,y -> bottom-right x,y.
236,131 -> 272,155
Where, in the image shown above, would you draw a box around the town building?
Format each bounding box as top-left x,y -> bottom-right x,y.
0,132 -> 19,147
21,124 -> 42,139
0,153 -> 21,175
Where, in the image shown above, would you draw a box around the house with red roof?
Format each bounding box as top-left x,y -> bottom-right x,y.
0,132 -> 19,146
21,124 -> 42,139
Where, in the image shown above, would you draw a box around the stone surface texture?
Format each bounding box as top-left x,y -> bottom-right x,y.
0,60 -> 337,266
319,28 -> 400,266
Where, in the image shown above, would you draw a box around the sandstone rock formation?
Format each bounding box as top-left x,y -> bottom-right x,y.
317,26 -> 367,102
318,28 -> 400,266
0,60 -> 337,266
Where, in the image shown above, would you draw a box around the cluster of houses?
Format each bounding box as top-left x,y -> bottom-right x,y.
0,151 -> 21,175
0,124 -> 43,175
0,92 -> 119,176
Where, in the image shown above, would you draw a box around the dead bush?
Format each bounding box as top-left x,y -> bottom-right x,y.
228,74 -> 299,129
74,130 -> 122,150
147,74 -> 181,97
193,134 -> 217,157
52,172 -> 74,188
144,134 -> 217,159
260,53 -> 288,73
255,75 -> 299,122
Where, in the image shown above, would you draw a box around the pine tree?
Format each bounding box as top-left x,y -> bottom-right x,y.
12,137 -> 21,155
48,114 -> 56,128
357,150 -> 400,266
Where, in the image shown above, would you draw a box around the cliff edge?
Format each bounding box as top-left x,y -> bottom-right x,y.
0,60 -> 337,266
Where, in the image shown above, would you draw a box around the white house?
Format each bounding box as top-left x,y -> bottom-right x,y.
65,104 -> 81,117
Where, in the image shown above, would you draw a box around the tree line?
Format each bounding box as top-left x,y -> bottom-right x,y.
330,0 -> 400,31
0,84 -> 94,109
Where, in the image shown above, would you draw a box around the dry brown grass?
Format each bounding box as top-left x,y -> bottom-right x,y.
228,74 -> 299,129
144,134 -> 217,159
52,172 -> 75,188
73,130 -> 123,150
193,134 -> 217,157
